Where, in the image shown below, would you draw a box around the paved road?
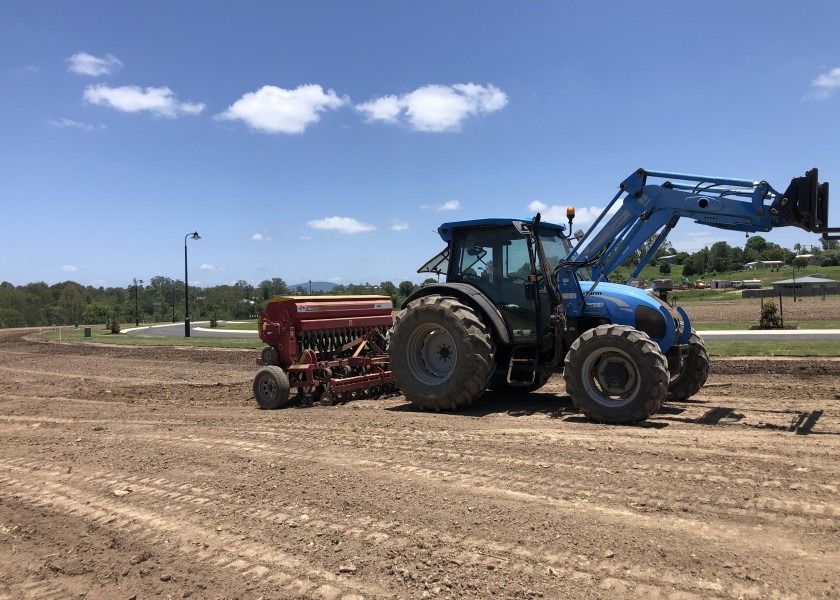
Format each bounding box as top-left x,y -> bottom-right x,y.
124,322 -> 840,341
123,322 -> 258,339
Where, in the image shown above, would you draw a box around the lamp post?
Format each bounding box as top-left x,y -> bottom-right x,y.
134,278 -> 143,327
184,231 -> 201,337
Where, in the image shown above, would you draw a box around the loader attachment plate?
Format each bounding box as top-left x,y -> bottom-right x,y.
774,168 -> 838,239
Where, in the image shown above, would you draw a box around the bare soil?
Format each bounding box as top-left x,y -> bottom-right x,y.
1,328 -> 839,599
678,295 -> 840,325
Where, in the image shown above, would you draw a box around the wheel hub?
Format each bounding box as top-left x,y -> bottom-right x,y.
259,375 -> 277,399
421,330 -> 456,377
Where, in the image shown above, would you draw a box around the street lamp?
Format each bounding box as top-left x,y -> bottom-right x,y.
184,231 -> 201,337
134,278 -> 143,327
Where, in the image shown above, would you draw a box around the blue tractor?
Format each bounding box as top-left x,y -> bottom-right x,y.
389,168 -> 835,423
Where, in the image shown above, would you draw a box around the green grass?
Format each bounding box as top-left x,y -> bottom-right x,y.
213,320 -> 258,330
41,325 -> 263,349
706,340 -> 840,357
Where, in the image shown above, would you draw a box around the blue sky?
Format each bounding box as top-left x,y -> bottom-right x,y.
2,1 -> 839,289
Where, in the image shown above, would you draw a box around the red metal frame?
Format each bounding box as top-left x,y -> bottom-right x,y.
256,295 -> 395,400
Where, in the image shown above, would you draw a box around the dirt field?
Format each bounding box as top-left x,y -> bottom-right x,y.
678,295 -> 840,325
1,328 -> 839,599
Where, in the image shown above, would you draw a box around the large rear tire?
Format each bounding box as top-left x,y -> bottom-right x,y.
390,295 -> 494,410
564,325 -> 668,423
667,330 -> 709,401
253,366 -> 291,409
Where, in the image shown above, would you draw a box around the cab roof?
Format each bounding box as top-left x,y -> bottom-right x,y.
437,218 -> 566,242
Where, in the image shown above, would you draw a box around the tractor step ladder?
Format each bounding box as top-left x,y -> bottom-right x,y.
504,348 -> 536,386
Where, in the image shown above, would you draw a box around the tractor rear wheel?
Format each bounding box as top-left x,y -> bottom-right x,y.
564,325 -> 668,423
667,330 -> 709,401
253,366 -> 291,409
390,295 -> 494,410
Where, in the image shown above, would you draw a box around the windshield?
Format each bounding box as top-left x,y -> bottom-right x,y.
539,231 -> 573,271
540,231 -> 592,281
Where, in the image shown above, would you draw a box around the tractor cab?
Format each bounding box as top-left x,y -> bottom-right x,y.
418,218 -> 572,344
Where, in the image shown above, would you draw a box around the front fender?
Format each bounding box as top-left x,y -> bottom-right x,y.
579,281 -> 684,353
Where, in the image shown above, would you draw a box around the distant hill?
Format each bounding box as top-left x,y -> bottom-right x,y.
289,281 -> 337,293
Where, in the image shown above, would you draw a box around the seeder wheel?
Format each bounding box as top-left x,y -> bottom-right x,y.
253,366 -> 291,409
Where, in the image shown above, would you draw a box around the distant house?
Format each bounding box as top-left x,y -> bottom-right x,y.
794,254 -> 820,266
658,254 -> 679,265
770,275 -> 840,296
743,260 -> 786,271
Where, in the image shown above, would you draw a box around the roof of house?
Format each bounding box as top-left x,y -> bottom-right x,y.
771,276 -> 838,285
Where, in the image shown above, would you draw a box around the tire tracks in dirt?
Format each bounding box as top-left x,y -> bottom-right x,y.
0,459 -> 378,600
94,431 -> 836,599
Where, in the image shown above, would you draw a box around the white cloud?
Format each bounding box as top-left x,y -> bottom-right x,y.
421,200 -> 461,212
67,52 -> 123,76
84,84 -> 205,118
307,216 -> 376,234
61,264 -> 78,272
199,264 -> 226,272
298,235 -> 312,241
251,231 -> 272,241
356,83 -> 508,132
389,218 -> 409,231
48,117 -> 101,131
356,95 -> 402,123
527,200 -> 619,228
809,67 -> 840,100
215,84 -> 348,134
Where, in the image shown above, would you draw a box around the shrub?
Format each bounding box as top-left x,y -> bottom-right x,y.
759,299 -> 782,329
110,318 -> 121,334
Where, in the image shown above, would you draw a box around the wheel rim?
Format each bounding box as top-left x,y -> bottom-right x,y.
581,347 -> 640,408
257,373 -> 278,400
405,323 -> 457,385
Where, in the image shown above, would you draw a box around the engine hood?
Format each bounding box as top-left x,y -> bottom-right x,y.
577,281 -> 689,352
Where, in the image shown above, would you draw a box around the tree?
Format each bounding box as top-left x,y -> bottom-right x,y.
793,256 -> 809,270
689,248 -> 709,275
821,237 -> 839,251
58,283 -> 84,325
259,278 -> 289,300
379,281 -> 397,296
398,281 -> 416,298
659,262 -> 671,275
708,241 -> 735,273
744,235 -> 768,262
0,308 -> 25,328
81,302 -> 113,325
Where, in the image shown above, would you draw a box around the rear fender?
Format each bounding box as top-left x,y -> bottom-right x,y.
402,283 -> 512,345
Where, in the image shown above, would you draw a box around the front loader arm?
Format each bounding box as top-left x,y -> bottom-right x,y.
557,167 -> 835,318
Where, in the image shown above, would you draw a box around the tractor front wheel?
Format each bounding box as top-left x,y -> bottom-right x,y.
253,366 -> 291,409
390,295 -> 494,411
564,325 -> 668,423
